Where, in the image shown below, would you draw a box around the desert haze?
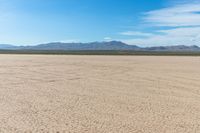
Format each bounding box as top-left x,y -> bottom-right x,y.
0,55 -> 200,132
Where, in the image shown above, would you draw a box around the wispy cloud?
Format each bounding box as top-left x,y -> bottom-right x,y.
122,27 -> 200,46
144,3 -> 200,27
104,37 -> 113,41
121,1 -> 200,46
119,31 -> 153,37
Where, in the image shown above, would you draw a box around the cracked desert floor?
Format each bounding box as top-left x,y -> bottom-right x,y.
0,55 -> 200,132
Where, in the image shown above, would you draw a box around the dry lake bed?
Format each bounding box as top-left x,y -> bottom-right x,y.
0,55 -> 200,132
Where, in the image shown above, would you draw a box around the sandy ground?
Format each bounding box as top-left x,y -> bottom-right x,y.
0,55 -> 200,133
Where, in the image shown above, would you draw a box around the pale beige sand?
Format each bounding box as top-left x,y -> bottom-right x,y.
0,55 -> 200,133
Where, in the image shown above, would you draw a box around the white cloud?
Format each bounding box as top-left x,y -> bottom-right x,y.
119,31 -> 153,37
144,3 -> 200,27
121,2 -> 200,46
122,27 -> 200,46
104,37 -> 112,41
158,27 -> 200,37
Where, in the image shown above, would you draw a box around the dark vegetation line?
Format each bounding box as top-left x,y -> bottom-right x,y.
0,50 -> 200,56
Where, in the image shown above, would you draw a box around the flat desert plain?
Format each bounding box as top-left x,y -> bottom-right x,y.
0,55 -> 200,133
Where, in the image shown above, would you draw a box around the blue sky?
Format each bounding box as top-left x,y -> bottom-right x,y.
1,0 -> 200,46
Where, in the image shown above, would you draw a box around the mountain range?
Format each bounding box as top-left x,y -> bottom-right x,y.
0,41 -> 200,51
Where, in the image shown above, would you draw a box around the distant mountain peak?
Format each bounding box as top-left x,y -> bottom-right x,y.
27,41 -> 138,50
0,41 -> 199,51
